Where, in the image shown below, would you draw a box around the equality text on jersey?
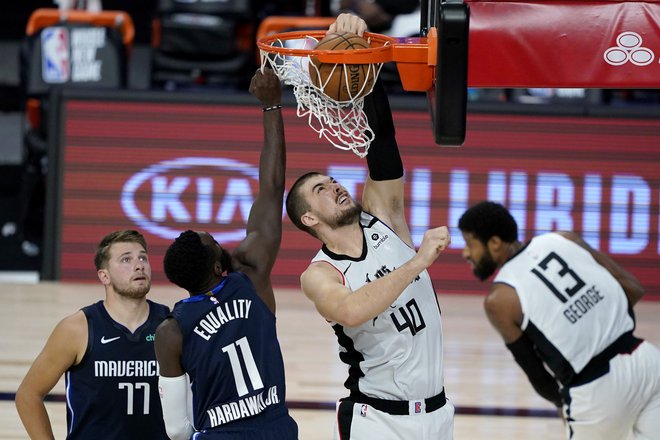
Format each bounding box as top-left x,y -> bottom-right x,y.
194,299 -> 252,341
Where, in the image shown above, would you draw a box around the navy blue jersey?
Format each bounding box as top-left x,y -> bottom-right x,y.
65,300 -> 170,439
172,272 -> 296,435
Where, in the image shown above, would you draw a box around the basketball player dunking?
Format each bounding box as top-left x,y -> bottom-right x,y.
285,13 -> 455,439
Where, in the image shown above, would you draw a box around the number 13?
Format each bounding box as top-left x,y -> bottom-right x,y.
531,252 -> 585,303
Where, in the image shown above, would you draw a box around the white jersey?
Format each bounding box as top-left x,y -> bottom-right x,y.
494,233 -> 635,385
312,212 -> 445,400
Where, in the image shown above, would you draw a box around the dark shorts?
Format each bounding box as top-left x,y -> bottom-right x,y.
193,413 -> 298,440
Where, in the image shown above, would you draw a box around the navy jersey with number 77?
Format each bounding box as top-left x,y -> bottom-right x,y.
66,300 -> 170,439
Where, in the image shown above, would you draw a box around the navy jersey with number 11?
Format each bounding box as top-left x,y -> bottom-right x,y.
171,271 -> 297,435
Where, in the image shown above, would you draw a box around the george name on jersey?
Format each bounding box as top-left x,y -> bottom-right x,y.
94,360 -> 159,377
562,285 -> 605,324
194,299 -> 252,341
206,385 -> 279,427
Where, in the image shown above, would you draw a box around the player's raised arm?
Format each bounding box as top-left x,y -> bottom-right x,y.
328,14 -> 408,241
361,78 -> 409,244
233,68 -> 285,311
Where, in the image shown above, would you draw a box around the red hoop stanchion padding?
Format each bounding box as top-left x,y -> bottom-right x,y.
466,1 -> 660,88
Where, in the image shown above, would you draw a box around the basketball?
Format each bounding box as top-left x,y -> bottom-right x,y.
308,32 -> 374,101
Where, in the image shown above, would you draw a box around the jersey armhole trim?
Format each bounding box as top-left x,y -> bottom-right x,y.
73,309 -> 92,370
313,260 -> 347,286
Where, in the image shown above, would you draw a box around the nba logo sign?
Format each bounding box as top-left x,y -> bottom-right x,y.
360,404 -> 368,417
414,401 -> 422,414
41,27 -> 70,83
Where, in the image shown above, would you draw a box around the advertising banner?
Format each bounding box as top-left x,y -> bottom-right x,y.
48,95 -> 660,299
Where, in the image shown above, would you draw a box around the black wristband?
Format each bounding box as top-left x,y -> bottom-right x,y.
364,79 -> 403,181
263,104 -> 282,112
507,335 -> 562,407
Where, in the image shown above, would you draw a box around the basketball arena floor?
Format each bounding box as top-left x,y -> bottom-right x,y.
1,281 -> 658,439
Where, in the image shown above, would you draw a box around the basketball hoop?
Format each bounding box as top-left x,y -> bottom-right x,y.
258,30 -> 397,157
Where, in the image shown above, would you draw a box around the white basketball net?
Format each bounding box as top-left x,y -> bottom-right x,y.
260,36 -> 385,158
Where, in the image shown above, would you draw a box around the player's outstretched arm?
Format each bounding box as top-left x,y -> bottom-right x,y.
302,226 -> 450,326
233,68 -> 285,313
557,231 -> 644,306
361,78 -> 408,243
328,13 -> 410,243
16,311 -> 87,439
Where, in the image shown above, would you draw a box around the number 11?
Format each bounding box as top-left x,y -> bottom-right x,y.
222,336 -> 264,396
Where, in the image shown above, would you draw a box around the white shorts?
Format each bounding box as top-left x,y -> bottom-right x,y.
333,393 -> 455,440
562,341 -> 660,440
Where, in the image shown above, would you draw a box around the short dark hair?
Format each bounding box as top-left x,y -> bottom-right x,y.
94,230 -> 147,270
285,172 -> 321,238
163,230 -> 232,293
458,201 -> 518,244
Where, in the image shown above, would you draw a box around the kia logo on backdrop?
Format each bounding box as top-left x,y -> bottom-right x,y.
121,157 -> 277,242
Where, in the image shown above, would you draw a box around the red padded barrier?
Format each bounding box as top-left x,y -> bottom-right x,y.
466,1 -> 660,87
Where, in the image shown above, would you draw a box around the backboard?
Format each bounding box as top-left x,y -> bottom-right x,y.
421,0 -> 470,146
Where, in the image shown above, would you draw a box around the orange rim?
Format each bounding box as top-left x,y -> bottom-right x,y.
258,28 -> 438,92
256,16 -> 336,42
258,30 -> 396,64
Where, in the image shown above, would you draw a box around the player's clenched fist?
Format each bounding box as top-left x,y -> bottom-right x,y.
416,226 -> 451,267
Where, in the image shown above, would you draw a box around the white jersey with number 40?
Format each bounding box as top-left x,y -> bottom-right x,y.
311,212 -> 445,400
